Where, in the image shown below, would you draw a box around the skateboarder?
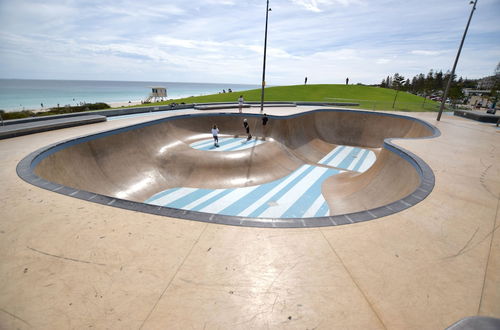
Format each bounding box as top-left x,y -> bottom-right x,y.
211,124 -> 219,147
262,113 -> 269,126
243,118 -> 251,140
261,113 -> 269,140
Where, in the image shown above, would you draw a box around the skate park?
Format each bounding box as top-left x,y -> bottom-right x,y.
0,104 -> 499,329
19,109 -> 438,227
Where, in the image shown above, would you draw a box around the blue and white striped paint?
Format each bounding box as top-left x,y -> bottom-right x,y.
318,146 -> 376,172
146,164 -> 339,218
190,137 -> 266,152
145,145 -> 377,218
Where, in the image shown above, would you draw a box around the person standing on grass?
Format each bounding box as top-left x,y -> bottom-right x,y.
243,118 -> 251,141
211,124 -> 219,147
238,95 -> 244,113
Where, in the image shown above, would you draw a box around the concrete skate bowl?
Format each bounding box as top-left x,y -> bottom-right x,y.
17,109 -> 440,228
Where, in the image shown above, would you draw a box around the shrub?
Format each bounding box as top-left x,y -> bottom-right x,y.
0,110 -> 36,120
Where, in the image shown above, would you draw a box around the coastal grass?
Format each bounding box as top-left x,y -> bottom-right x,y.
1,102 -> 110,120
137,84 -> 441,112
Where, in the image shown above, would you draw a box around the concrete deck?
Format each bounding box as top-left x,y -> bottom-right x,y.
0,115 -> 107,139
0,106 -> 499,329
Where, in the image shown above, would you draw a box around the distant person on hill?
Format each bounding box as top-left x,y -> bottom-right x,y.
346,77 -> 349,85
304,77 -> 308,85
238,95 -> 244,113
211,124 -> 219,147
228,88 -> 232,93
243,118 -> 251,140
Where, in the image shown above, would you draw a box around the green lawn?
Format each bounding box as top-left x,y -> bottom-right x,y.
135,84 -> 441,112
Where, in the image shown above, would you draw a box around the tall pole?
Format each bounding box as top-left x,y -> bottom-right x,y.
437,0 -> 478,121
260,0 -> 270,113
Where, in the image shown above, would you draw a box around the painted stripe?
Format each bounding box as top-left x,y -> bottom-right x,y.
351,149 -> 370,172
281,169 -> 342,218
148,187 -> 197,206
191,138 -> 266,152
217,178 -> 286,216
216,139 -> 248,151
246,165 -> 318,218
166,188 -> 218,209
197,138 -> 239,151
145,187 -> 182,203
316,202 -> 330,217
198,185 -> 261,214
358,151 -> 376,172
336,147 -> 361,170
190,137 -> 229,148
318,146 -> 343,165
302,194 -> 327,218
224,139 -> 264,151
238,165 -> 311,217
325,146 -> 353,167
347,149 -> 367,171
190,189 -> 235,212
259,166 -> 329,218
183,189 -> 227,210
280,168 -> 339,218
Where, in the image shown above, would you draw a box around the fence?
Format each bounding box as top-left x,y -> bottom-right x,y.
324,97 -> 452,112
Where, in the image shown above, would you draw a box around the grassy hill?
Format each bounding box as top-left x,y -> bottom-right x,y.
145,84 -> 440,112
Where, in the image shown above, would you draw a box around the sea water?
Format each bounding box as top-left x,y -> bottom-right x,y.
0,79 -> 260,111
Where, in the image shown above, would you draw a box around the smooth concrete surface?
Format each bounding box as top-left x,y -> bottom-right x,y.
32,110 -> 434,220
0,115 -> 107,139
0,106 -> 499,329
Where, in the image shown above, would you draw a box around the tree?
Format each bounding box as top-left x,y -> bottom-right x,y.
404,78 -> 411,91
392,73 -> 405,89
392,73 -> 405,108
448,86 -> 464,107
435,70 -> 444,90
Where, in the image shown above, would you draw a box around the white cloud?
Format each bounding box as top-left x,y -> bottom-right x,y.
0,0 -> 498,84
376,58 -> 391,64
410,50 -> 444,56
290,0 -> 363,12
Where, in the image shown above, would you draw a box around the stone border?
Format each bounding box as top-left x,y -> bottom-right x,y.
17,109 -> 441,228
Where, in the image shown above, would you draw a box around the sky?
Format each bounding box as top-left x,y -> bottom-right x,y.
0,0 -> 499,85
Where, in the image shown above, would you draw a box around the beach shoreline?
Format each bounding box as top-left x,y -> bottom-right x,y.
10,100 -> 154,113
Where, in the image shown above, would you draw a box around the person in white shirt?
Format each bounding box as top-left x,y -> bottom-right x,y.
238,95 -> 244,113
211,124 -> 219,147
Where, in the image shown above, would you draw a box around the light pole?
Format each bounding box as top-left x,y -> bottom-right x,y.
437,0 -> 478,121
260,0 -> 271,113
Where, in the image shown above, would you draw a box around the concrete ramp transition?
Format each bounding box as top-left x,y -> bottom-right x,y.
19,109 -> 439,227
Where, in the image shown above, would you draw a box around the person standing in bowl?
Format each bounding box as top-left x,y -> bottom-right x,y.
212,124 -> 219,147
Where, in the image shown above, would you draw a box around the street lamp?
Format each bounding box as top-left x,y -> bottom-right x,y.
260,0 -> 271,113
437,0 -> 478,121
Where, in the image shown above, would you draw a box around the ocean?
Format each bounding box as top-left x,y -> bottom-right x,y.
0,79 -> 260,111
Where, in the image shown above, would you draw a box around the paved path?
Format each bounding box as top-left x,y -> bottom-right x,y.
0,114 -> 106,139
0,106 -> 498,329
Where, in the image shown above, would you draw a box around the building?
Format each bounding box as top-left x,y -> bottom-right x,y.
144,87 -> 167,103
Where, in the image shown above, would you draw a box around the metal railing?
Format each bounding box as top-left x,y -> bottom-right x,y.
324,97 -> 450,112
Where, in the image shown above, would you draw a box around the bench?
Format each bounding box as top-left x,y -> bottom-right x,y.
194,104 -> 252,110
